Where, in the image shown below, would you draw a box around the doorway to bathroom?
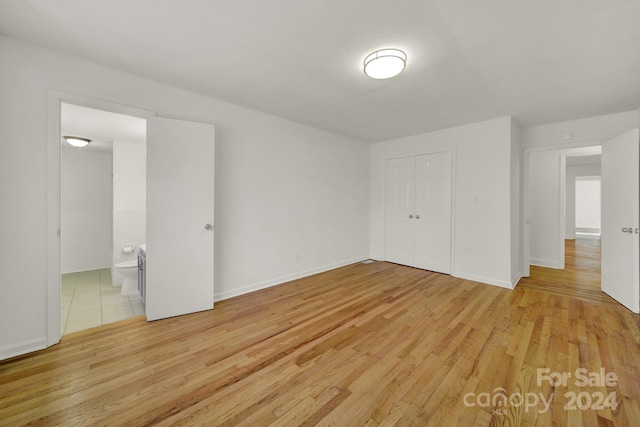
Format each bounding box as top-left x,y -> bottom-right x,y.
47,90 -> 216,348
60,102 -> 147,334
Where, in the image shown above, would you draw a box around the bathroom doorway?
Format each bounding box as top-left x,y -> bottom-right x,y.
47,91 -> 215,347
60,102 -> 147,334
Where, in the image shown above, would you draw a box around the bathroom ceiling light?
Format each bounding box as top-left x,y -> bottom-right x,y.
363,48 -> 407,79
63,136 -> 91,148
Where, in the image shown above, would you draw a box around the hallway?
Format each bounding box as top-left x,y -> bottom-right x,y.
518,238 -> 613,304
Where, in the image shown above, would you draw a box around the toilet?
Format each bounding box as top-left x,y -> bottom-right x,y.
114,260 -> 139,296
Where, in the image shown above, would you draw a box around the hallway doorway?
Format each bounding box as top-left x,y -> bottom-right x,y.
518,238 -> 613,304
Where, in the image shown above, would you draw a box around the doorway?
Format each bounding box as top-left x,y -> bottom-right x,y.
47,91 -> 216,349
60,102 -> 147,334
524,147 -> 603,298
46,91 -> 156,346
564,156 -> 602,288
519,238 -> 606,302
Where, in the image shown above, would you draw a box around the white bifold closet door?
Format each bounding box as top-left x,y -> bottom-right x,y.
385,152 -> 452,274
146,116 -> 215,321
601,129 -> 640,313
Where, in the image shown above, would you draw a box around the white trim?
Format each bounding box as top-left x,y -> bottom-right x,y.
452,272 -> 514,290
48,89 -> 156,119
522,149 -> 531,277
559,154 -> 567,269
46,90 -> 155,351
511,273 -> 523,288
61,266 -> 114,275
449,149 -> 458,276
525,139 -> 603,153
46,93 -> 61,347
530,257 -> 564,269
1,337 -> 48,361
214,256 -> 369,302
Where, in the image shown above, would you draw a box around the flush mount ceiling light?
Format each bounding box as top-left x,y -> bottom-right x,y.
63,136 -> 91,148
363,48 -> 407,79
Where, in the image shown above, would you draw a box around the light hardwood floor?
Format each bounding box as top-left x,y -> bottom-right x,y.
1,240 -> 639,426
518,238 -> 608,304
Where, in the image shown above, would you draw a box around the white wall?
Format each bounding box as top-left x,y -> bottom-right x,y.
0,35 -> 369,359
112,139 -> 146,284
529,150 -> 563,267
60,147 -> 113,273
112,140 -> 146,265
565,163 -> 601,238
575,177 -> 601,230
370,117 -> 519,288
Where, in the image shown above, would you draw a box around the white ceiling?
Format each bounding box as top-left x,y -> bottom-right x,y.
61,103 -> 146,152
1,0 -> 639,143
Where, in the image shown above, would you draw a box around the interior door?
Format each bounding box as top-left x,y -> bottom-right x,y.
601,129 -> 639,313
414,152 -> 452,274
146,116 -> 215,321
384,157 -> 414,266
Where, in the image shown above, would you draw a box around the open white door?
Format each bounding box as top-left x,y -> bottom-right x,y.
601,129 -> 640,313
146,116 -> 215,321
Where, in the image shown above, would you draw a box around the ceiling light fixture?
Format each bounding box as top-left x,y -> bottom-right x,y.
63,136 -> 91,148
363,48 -> 407,79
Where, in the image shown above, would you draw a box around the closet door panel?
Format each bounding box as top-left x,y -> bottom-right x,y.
384,156 -> 415,266
414,152 -> 452,274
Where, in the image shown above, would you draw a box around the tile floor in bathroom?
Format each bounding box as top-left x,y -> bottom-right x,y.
61,268 -> 145,335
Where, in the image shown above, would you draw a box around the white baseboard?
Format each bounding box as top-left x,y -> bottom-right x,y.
511,273 -> 523,288
0,337 -> 47,361
530,257 -> 564,269
60,265 -> 113,275
453,271 -> 515,290
214,256 -> 370,302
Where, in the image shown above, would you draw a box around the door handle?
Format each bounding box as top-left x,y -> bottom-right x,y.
622,227 -> 633,234
204,223 -> 213,231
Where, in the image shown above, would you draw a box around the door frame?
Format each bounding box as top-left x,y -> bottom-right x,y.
522,142 -> 601,275
46,90 -> 155,346
382,149 -> 456,274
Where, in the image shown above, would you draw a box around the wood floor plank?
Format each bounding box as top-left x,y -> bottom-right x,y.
1,239 -> 639,425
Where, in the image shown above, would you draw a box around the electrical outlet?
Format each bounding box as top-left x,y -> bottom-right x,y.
294,252 -> 301,263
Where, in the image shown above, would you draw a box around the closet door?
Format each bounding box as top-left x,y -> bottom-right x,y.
384,152 -> 452,274
384,156 -> 415,266
414,152 -> 452,274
